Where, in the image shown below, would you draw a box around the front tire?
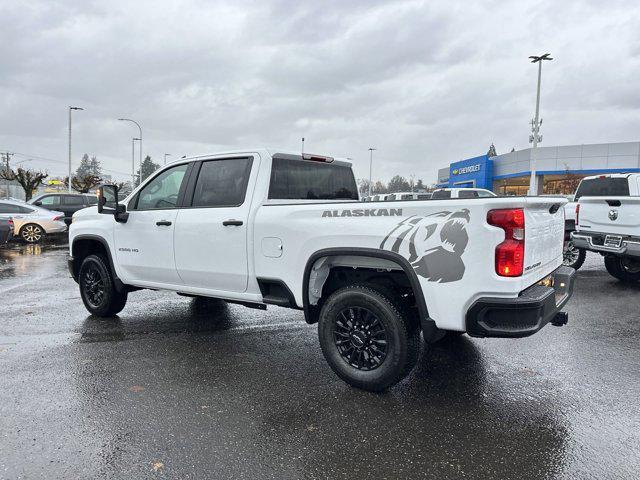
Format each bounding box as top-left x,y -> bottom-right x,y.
79,254 -> 128,316
604,255 -> 640,283
20,223 -> 45,243
563,242 -> 586,270
318,285 -> 420,392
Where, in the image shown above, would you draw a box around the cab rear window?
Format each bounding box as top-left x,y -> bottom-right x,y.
575,178 -> 630,200
268,158 -> 358,200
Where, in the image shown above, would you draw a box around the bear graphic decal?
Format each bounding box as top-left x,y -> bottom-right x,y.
379,209 -> 470,283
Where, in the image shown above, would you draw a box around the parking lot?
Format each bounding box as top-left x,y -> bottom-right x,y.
0,240 -> 639,479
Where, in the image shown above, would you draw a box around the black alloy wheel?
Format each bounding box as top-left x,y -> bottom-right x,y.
333,306 -> 388,371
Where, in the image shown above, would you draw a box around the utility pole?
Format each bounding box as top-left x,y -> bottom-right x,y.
118,118 -> 143,181
368,148 -> 376,198
1,152 -> 13,198
528,53 -> 553,195
132,138 -> 141,187
68,106 -> 84,193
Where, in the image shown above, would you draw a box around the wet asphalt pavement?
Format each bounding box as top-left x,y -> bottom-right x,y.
0,241 -> 639,479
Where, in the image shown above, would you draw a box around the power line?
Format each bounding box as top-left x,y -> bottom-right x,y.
1,149 -> 132,177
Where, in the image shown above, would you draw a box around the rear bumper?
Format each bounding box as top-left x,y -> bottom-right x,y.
466,266 -> 575,338
571,232 -> 640,258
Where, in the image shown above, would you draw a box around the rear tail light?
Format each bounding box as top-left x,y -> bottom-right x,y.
53,215 -> 64,221
575,203 -> 580,226
487,208 -> 525,277
302,153 -> 334,163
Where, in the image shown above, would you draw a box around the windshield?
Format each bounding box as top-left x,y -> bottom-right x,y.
575,177 -> 630,200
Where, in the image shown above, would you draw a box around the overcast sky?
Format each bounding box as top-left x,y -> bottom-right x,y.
1,0 -> 639,183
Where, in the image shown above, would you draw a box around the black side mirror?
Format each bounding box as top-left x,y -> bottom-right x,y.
97,185 -> 118,214
34,201 -> 42,206
97,185 -> 129,223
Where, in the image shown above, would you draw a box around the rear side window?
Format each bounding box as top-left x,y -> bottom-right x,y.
268,158 -> 358,200
85,196 -> 98,205
0,203 -> 30,214
192,158 -> 253,207
575,178 -> 630,200
62,195 -> 85,205
431,190 -> 451,199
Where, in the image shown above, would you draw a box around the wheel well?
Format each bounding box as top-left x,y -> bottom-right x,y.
304,253 -> 426,325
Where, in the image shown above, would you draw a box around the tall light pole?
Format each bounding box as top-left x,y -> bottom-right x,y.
132,138 -> 141,186
68,106 -> 84,193
118,118 -> 142,181
164,153 -> 171,165
368,147 -> 376,198
528,53 -> 553,195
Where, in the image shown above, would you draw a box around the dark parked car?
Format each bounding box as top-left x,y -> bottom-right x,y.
0,218 -> 13,246
28,193 -> 97,225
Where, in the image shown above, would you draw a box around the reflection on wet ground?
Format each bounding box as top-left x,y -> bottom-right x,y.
0,247 -> 638,479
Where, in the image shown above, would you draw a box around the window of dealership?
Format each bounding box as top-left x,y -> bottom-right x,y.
437,142 -> 640,195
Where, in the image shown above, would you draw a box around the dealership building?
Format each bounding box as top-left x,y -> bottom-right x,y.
437,141 -> 640,195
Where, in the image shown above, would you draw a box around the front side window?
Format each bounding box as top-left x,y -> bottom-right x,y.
268,158 -> 358,200
458,190 -> 479,199
191,158 -> 253,207
431,190 -> 451,199
85,196 -> 98,205
39,196 -> 60,206
135,164 -> 189,210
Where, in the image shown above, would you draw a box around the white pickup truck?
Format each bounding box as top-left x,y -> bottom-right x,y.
572,173 -> 640,282
68,149 -> 575,391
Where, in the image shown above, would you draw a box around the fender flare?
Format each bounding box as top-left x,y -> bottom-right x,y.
70,234 -> 125,291
301,247 -> 430,325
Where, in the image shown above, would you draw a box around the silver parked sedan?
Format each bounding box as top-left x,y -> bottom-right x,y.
0,199 -> 67,243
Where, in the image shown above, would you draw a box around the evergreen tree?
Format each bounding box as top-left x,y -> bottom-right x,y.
387,175 -> 410,193
137,155 -> 160,184
75,154 -> 92,178
415,179 -> 425,191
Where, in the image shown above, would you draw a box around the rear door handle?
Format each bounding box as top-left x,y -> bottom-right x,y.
156,220 -> 172,226
222,219 -> 243,226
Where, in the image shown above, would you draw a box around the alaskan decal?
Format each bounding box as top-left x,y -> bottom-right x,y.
379,209 -> 470,283
322,208 -> 402,218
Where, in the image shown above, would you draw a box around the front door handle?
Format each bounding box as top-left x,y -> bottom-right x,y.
156,220 -> 172,226
222,219 -> 243,226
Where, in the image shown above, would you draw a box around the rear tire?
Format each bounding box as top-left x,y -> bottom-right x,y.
79,254 -> 128,316
604,255 -> 640,283
20,223 -> 45,244
318,284 -> 420,392
563,242 -> 586,270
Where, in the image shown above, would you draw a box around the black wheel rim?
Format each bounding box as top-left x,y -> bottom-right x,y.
333,307 -> 388,371
82,264 -> 106,308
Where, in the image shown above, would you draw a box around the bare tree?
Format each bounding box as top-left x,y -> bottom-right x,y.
65,174 -> 102,194
0,167 -> 48,200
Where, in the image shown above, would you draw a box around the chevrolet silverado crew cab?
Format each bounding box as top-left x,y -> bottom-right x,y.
68,149 -> 575,391
572,173 -> 640,282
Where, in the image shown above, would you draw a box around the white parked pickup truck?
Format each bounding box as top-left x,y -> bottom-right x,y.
68,149 -> 575,391
572,173 -> 640,282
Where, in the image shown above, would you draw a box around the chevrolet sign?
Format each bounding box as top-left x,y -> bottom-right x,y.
453,164 -> 481,175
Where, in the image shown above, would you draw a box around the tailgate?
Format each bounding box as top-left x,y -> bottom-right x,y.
578,196 -> 640,236
523,198 -> 565,280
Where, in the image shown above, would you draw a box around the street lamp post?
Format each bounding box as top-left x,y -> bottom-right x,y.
528,53 -> 553,195
164,153 -> 172,165
118,118 -> 143,182
132,138 -> 141,186
368,148 -> 376,198
68,106 -> 84,193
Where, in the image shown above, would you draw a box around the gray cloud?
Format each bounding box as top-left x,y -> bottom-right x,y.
1,0 -> 640,183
